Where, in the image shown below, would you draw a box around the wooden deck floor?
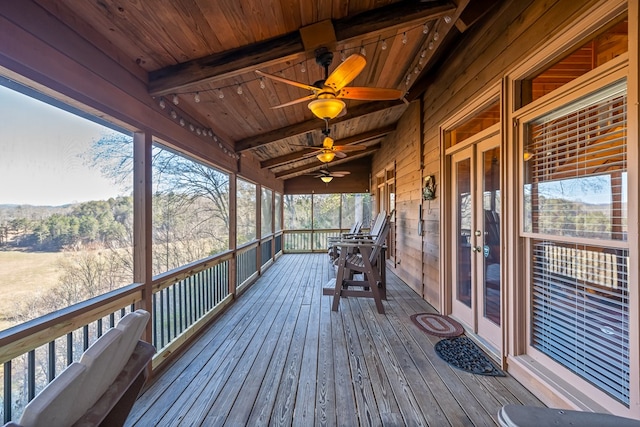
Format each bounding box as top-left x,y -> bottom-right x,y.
126,253 -> 543,426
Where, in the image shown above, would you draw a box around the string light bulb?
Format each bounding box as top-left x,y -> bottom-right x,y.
172,94 -> 179,105
423,23 -> 429,34
402,32 -> 408,45
259,78 -> 266,89
428,41 -> 434,50
433,31 -> 440,41
170,110 -> 177,119
217,89 -> 224,99
194,92 -> 200,103
360,46 -> 366,57
381,39 -> 387,50
444,15 -> 452,24
300,62 -> 306,73
179,118 -> 185,126
236,85 -> 243,95
159,99 -> 166,109
340,50 -> 346,61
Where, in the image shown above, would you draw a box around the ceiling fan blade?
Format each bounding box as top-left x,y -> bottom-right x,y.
271,94 -> 317,109
255,70 -> 319,92
334,145 -> 367,152
338,86 -> 403,101
325,53 -> 367,91
331,171 -> 351,177
334,151 -> 348,159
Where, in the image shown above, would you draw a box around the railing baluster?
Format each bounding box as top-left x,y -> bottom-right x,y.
48,341 -> 55,382
152,293 -> 158,349
82,325 -> 89,351
160,290 -> 166,348
4,361 -> 12,423
179,282 -> 184,333
190,275 -> 195,324
166,288 -> 172,346
66,333 -> 73,366
172,285 -> 177,341
27,350 -> 35,400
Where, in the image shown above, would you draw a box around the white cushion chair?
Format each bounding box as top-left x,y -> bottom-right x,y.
17,363 -> 88,427
9,309 -> 153,427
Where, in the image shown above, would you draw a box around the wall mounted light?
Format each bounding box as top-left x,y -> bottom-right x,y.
423,175 -> 436,200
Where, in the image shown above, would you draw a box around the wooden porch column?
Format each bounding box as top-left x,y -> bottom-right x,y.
133,131 -> 153,342
229,174 -> 237,296
256,184 -> 262,273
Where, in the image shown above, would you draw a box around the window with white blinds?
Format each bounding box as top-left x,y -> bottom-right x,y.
531,241 -> 629,404
523,80 -> 630,405
523,81 -> 627,241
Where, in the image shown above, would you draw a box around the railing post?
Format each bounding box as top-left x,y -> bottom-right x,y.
133,131 -> 153,342
229,174 -> 237,296
256,185 -> 262,275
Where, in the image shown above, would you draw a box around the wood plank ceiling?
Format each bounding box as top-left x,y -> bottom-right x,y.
35,0 -> 488,183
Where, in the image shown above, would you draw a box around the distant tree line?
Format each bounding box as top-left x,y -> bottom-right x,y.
0,197 -> 133,251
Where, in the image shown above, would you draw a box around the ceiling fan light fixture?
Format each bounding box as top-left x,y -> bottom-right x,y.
317,150 -> 336,163
308,98 -> 345,120
320,176 -> 333,183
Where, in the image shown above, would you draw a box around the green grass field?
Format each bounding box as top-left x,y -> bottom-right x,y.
0,251 -> 66,330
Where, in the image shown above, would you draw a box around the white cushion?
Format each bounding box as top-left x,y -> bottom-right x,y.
19,362 -> 87,427
114,310 -> 150,374
76,328 -> 123,414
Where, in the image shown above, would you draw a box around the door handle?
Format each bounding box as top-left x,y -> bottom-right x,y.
472,246 -> 482,253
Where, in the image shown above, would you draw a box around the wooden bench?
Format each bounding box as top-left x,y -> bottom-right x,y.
323,214 -> 391,314
4,309 -> 154,427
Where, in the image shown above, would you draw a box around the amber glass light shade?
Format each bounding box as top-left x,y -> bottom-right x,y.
320,176 -> 333,183
316,150 -> 336,163
308,98 -> 345,120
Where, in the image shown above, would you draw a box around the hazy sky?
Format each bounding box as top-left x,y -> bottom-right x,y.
0,85 -> 128,206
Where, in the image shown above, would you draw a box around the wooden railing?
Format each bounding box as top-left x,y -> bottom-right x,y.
236,242 -> 259,292
283,228 -> 351,252
274,232 -> 283,255
150,251 -> 233,369
0,241 -> 284,423
261,236 -> 273,267
0,285 -> 143,422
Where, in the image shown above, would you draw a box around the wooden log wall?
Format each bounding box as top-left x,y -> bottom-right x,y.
371,0 -> 613,310
372,101 -> 423,297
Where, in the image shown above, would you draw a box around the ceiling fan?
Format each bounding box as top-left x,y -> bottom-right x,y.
309,167 -> 351,183
255,48 -> 403,120
303,123 -> 366,163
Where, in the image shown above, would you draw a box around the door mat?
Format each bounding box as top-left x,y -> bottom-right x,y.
410,313 -> 464,338
434,336 -> 505,376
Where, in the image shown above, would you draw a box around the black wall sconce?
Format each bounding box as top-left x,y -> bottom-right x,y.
423,175 -> 436,200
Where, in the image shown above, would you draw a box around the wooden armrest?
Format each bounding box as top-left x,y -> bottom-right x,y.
335,241 -> 377,248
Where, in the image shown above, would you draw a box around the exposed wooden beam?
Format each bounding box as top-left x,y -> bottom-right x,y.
275,145 -> 380,180
332,1 -> 455,43
236,100 -> 405,152
148,33 -> 303,96
455,0 -> 489,33
260,124 -> 397,169
148,1 -> 456,96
